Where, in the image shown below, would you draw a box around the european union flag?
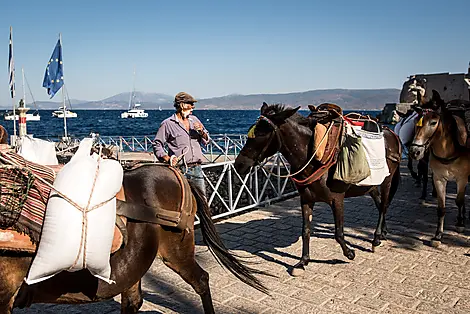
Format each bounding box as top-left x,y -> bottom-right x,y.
8,27 -> 15,98
42,38 -> 64,98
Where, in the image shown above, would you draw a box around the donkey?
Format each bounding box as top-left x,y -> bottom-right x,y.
409,90 -> 470,247
234,103 -> 401,275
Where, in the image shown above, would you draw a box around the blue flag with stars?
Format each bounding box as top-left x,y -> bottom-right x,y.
42,38 -> 64,98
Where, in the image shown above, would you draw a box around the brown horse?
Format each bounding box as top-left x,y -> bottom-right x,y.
0,125 -> 8,144
0,164 -> 268,313
409,91 -> 470,247
234,103 -> 401,275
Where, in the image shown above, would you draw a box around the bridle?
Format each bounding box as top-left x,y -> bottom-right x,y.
249,115 -> 282,165
247,114 -> 332,179
408,109 -> 440,151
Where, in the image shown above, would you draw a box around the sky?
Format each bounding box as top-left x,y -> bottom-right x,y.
1,0 -> 469,106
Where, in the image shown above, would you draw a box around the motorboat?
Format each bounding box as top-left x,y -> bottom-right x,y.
121,103 -> 148,118
52,106 -> 78,118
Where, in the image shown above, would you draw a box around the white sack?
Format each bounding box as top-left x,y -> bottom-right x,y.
352,126 -> 390,186
25,139 -> 123,285
17,135 -> 58,165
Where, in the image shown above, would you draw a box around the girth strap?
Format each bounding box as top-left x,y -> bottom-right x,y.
116,200 -> 184,229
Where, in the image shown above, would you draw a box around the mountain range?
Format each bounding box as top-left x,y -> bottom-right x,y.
4,89 -> 401,110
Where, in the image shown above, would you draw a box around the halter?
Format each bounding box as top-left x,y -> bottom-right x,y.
249,115 -> 283,164
248,114 -> 333,179
408,109 -> 439,151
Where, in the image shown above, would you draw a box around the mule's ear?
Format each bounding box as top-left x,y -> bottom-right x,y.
271,106 -> 301,123
261,102 -> 269,115
452,115 -> 467,147
431,90 -> 443,103
308,104 -> 316,112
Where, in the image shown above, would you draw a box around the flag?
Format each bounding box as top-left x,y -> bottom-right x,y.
42,38 -> 64,98
8,27 -> 15,98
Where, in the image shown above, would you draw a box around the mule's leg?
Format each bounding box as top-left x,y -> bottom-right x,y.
0,256 -> 30,314
455,177 -> 467,233
331,196 -> 355,260
292,202 -> 314,276
369,188 -> 386,250
120,280 -> 143,314
408,158 -> 418,181
418,159 -> 429,200
158,231 -> 214,314
431,178 -> 447,247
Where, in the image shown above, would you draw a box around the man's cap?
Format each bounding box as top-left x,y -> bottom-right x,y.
174,92 -> 197,105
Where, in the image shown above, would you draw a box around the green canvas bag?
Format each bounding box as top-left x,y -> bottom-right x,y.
333,131 -> 371,184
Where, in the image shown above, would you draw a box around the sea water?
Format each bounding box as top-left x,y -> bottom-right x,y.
0,109 -> 381,139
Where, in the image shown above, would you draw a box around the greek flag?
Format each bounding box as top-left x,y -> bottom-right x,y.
42,38 -> 64,98
8,27 -> 15,98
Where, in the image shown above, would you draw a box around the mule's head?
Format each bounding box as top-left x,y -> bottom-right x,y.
234,102 -> 300,175
409,90 -> 444,160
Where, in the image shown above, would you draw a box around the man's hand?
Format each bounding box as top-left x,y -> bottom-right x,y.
163,155 -> 178,166
194,122 -> 204,133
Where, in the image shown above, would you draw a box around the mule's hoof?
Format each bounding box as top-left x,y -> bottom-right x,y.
290,266 -> 305,277
430,239 -> 441,248
345,250 -> 355,260
456,226 -> 465,233
371,241 -> 383,253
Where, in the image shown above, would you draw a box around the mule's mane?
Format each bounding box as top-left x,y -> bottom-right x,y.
264,103 -> 309,126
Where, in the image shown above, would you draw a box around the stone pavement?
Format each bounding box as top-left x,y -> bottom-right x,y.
15,162 -> 470,313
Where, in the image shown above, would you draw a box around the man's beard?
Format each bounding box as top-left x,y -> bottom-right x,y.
182,109 -> 192,119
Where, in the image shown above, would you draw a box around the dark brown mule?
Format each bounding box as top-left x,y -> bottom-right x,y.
0,125 -> 8,144
234,103 -> 401,275
409,91 -> 470,247
0,164 -> 267,313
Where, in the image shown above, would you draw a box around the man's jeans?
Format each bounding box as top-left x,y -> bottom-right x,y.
181,165 -> 206,196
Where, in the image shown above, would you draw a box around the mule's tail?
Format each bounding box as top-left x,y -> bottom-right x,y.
190,183 -> 270,294
389,162 -> 401,202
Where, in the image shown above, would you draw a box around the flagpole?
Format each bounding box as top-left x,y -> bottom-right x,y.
10,26 -> 17,141
59,33 -> 68,141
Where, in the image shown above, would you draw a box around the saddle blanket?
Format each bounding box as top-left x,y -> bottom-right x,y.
351,125 -> 390,186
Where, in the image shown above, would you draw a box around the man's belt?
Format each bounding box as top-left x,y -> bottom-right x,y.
185,162 -> 202,167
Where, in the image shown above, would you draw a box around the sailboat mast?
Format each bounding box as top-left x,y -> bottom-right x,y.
22,68 -> 26,106
10,26 -> 17,139
129,67 -> 136,110
59,33 -> 68,140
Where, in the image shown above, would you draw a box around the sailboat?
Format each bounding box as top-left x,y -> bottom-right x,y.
121,69 -> 148,119
4,68 -> 41,121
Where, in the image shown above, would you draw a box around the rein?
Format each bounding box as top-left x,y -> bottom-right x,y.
254,115 -> 333,179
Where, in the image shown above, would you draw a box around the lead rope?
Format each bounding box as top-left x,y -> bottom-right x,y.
261,121 -> 334,178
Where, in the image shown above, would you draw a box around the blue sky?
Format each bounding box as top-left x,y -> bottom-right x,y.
1,0 -> 469,105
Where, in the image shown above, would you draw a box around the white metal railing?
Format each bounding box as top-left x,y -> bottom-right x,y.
97,134 -> 298,221
51,134 -> 298,221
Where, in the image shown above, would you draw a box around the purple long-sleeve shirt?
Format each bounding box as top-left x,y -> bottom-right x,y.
152,113 -> 209,164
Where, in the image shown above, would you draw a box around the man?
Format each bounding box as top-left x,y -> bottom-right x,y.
152,92 -> 209,193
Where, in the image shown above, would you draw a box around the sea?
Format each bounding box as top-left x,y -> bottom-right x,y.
0,109 -> 381,140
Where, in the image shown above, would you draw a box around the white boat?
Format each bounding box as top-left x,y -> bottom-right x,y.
52,106 -> 78,118
121,68 -> 148,119
4,111 -> 41,121
121,103 -> 148,118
